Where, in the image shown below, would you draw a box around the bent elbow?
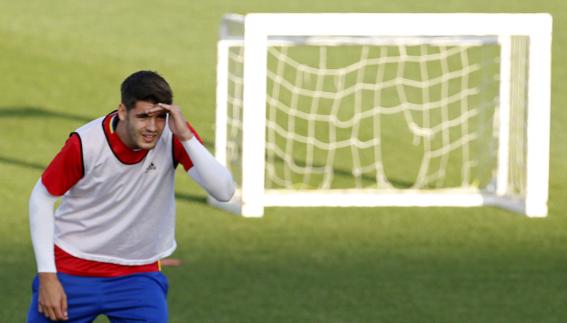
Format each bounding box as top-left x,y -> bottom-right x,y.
212,179 -> 235,202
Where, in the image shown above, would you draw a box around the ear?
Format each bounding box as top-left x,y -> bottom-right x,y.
117,103 -> 127,121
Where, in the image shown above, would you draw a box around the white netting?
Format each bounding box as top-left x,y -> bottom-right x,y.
225,38 -> 505,192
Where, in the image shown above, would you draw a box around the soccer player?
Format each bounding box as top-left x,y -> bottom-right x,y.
27,70 -> 235,322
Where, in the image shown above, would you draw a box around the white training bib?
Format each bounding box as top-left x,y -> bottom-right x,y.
54,116 -> 177,265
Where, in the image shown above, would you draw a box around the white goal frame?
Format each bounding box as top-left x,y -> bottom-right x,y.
212,13 -> 552,218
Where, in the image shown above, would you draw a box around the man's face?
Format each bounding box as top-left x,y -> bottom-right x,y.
118,101 -> 167,150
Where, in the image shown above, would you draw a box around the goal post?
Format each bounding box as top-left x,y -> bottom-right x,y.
211,13 -> 552,217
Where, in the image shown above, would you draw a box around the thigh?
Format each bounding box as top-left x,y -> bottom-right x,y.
103,272 -> 169,323
27,274 -> 101,323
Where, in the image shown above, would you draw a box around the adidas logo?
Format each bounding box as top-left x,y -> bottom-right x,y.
145,162 -> 157,173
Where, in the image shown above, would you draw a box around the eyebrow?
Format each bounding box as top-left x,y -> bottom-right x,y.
135,111 -> 167,118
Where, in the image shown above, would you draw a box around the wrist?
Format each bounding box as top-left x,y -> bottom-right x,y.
177,131 -> 194,142
38,272 -> 58,281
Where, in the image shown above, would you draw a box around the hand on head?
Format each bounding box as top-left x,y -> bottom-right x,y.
155,103 -> 194,141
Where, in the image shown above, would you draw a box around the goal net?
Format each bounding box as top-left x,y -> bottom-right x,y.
213,13 -> 552,217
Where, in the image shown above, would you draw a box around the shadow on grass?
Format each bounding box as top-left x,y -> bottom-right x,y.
0,106 -> 94,123
0,153 -> 208,207
2,106 -> 415,187
0,155 -> 44,171
0,106 -> 215,147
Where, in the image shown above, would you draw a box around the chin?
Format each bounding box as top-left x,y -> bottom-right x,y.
137,141 -> 158,150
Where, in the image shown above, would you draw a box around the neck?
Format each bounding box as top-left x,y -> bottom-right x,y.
113,116 -> 140,151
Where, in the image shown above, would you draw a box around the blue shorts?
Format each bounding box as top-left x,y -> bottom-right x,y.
27,272 -> 168,323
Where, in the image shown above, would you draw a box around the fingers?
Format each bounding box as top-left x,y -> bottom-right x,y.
53,305 -> 67,321
38,273 -> 68,320
145,103 -> 181,119
156,103 -> 193,141
49,308 -> 66,320
146,105 -> 168,116
39,302 -> 68,321
155,103 -> 178,117
157,103 -> 173,110
61,294 -> 69,320
38,291 -> 68,320
45,306 -> 56,321
40,303 -> 57,321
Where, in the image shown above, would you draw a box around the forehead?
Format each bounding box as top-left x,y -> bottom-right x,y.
131,100 -> 157,112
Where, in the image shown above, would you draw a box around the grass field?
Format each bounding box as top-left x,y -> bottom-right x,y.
1,0 -> 566,322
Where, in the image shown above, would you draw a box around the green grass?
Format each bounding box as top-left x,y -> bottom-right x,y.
1,0 -> 566,322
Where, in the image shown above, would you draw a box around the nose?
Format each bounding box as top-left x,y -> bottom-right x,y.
147,117 -> 157,131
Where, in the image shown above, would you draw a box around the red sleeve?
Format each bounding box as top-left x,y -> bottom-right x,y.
41,133 -> 84,196
173,122 -> 203,171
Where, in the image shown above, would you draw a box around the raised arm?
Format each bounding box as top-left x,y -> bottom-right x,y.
183,138 -> 235,202
155,103 -> 235,202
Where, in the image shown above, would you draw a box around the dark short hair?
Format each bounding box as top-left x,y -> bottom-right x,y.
120,71 -> 173,110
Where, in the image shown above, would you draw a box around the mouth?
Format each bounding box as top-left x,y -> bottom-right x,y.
142,133 -> 157,143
